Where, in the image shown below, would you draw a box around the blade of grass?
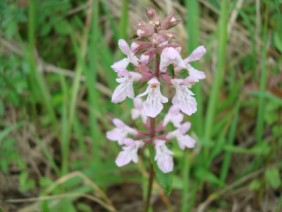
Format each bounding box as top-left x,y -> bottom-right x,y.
60,60 -> 72,175
181,152 -> 192,212
220,103 -> 240,183
251,91 -> 282,105
238,10 -> 258,79
0,122 -> 24,143
96,29 -> 116,89
119,0 -> 129,39
61,25 -> 85,174
204,0 -> 228,145
182,1 -> 201,211
28,0 -> 58,129
34,134 -> 61,176
185,0 -> 204,135
101,1 -> 119,42
255,24 -> 268,143
73,114 -> 88,162
88,0 -> 102,163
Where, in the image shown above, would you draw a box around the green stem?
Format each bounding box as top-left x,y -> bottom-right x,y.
181,153 -> 191,212
145,162 -> 155,212
144,48 -> 160,211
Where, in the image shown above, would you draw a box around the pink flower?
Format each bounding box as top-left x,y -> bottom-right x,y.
111,58 -> 130,75
167,122 -> 196,150
171,78 -> 197,116
163,105 -> 183,127
154,139 -> 174,173
176,46 -> 206,82
159,47 -> 186,72
111,39 -> 139,73
137,78 -> 168,118
112,72 -> 142,103
184,64 -> 206,83
106,118 -> 137,145
115,138 -> 144,167
184,46 -> 206,63
131,98 -> 147,123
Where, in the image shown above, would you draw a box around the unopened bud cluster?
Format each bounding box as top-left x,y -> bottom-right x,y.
107,8 -> 206,173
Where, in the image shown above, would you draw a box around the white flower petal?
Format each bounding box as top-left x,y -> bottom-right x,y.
131,98 -> 147,123
118,39 -> 131,55
164,105 -> 184,127
154,140 -> 174,173
111,79 -> 134,103
115,139 -> 144,167
111,58 -> 129,74
106,119 -> 137,145
160,47 -> 186,72
184,45 -> 206,63
166,122 -> 196,150
138,78 -> 168,118
186,64 -> 206,82
177,135 -> 196,150
171,79 -> 197,116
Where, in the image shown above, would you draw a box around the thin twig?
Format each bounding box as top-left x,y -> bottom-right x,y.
6,193 -> 116,212
228,0 -> 244,34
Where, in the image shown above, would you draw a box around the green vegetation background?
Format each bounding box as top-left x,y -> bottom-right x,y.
0,0 -> 281,211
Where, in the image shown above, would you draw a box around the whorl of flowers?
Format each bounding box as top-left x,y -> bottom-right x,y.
107,8 -> 206,173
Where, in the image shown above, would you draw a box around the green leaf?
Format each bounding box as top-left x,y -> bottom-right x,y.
195,168 -> 224,186
149,145 -> 173,195
153,162 -> 173,195
264,167 -> 281,189
76,203 -> 92,212
249,179 -> 261,191
274,32 -> 282,53
54,20 -> 70,35
167,64 -> 175,78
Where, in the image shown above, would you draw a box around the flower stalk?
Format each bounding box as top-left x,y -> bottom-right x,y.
145,162 -> 155,212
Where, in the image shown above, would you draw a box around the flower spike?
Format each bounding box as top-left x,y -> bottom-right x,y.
107,8 -> 206,173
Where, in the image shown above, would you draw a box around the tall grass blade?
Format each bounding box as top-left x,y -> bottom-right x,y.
28,0 -> 58,128
204,0 -> 229,142
182,0 -> 201,211
119,0 -> 129,39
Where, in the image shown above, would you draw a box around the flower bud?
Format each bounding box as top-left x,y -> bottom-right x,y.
146,8 -> 161,27
140,49 -> 155,65
158,31 -> 175,41
146,8 -> 157,20
131,41 -> 152,54
136,21 -> 154,38
160,12 -> 181,30
151,33 -> 167,45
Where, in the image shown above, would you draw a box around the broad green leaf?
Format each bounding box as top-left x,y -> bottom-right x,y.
249,179 -> 261,191
265,167 -> 281,189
